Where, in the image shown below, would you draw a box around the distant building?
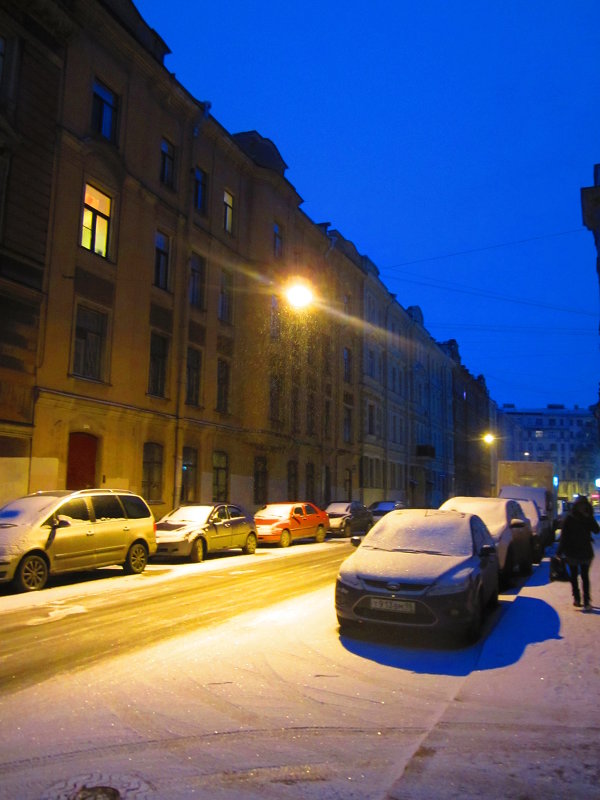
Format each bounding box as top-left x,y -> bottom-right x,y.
501,404 -> 600,501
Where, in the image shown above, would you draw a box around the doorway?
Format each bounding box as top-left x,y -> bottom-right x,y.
66,432 -> 98,489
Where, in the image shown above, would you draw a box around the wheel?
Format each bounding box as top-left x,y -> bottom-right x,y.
500,548 -> 514,589
279,529 -> 291,548
124,541 -> 148,574
487,583 -> 499,609
15,553 -> 48,592
466,592 -> 484,643
190,537 -> 205,563
343,520 -> 351,537
522,543 -> 534,575
242,532 -> 257,554
315,525 -> 326,543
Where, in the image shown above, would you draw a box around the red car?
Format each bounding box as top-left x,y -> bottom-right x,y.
254,502 -> 329,547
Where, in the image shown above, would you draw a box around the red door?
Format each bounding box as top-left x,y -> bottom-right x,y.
66,432 -> 98,489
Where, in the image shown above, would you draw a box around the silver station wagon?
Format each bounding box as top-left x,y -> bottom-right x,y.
0,489 -> 157,592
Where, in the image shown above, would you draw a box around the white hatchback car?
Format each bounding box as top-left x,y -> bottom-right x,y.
0,489 -> 156,592
439,496 -> 534,587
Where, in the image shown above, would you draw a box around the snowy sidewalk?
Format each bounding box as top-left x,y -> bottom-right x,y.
386,541 -> 600,799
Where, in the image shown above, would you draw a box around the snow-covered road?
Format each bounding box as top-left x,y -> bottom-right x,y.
0,543 -> 598,799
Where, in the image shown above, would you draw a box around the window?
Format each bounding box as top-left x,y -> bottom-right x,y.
91,494 -> 125,520
73,305 -> 107,380
270,373 -> 282,422
189,253 -> 206,309
186,347 -> 202,406
223,190 -> 234,233
212,451 -> 228,502
218,269 -> 233,323
273,222 -> 283,258
322,334 -> 332,375
306,391 -> 316,435
306,462 -> 315,502
194,167 -> 207,213
287,460 -> 298,499
254,456 -> 268,505
91,79 -> 118,142
367,403 -> 375,436
154,231 -> 170,290
148,332 -> 169,397
142,442 -> 163,502
181,446 -> 197,503
160,138 -> 175,187
324,398 -> 331,437
343,347 -> 353,383
343,406 -> 353,443
270,295 -> 281,339
0,37 -> 5,87
216,358 -> 230,413
81,184 -> 111,258
291,383 -> 300,433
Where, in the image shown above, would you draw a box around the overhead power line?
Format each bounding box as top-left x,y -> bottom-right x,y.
382,227 -> 586,269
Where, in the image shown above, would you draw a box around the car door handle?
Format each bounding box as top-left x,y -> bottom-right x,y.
86,531 -> 95,536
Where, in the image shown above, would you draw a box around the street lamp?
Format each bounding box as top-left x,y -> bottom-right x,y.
284,281 -> 313,310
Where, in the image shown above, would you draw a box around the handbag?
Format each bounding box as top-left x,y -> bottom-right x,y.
550,555 -> 570,582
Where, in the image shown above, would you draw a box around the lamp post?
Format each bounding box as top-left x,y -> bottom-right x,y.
482,432 -> 496,496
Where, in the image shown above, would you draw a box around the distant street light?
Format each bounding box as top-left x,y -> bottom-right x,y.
483,433 -> 495,445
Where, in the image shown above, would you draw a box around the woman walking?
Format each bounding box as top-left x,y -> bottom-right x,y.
556,496 -> 599,610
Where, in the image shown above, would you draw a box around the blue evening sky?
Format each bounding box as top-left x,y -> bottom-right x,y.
135,0 -> 600,411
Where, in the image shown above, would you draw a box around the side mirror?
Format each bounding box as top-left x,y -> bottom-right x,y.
350,535 -> 362,548
510,518 -> 526,529
480,544 -> 496,557
54,514 -> 71,529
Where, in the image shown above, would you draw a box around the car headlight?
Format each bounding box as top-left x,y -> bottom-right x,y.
427,569 -> 472,596
336,569 -> 363,591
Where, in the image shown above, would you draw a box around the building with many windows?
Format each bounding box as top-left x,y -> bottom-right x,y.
502,404 -> 600,501
0,0 -> 503,514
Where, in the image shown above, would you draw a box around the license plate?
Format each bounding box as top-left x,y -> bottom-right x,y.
370,597 -> 416,614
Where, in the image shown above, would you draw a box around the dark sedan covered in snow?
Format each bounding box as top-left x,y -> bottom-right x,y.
335,508 -> 499,642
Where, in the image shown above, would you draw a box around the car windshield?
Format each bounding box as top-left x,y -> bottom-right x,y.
326,503 -> 350,513
369,501 -> 395,512
0,494 -> 65,526
363,513 -> 472,556
255,504 -> 292,519
164,506 -> 213,524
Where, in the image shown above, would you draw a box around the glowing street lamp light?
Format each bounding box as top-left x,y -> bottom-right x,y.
285,281 -> 313,310
482,433 -> 495,445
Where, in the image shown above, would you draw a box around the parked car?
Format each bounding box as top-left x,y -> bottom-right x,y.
155,503 -> 257,562
325,501 -> 373,536
335,508 -> 499,642
0,489 -> 156,592
368,500 -> 406,521
254,502 -> 329,547
498,485 -> 555,547
439,496 -> 534,586
517,499 -> 546,562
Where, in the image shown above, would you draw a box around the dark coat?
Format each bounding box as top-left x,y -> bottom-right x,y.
557,505 -> 599,562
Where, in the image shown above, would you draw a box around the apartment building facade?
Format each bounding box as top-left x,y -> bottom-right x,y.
0,0 -> 491,514
502,404 -> 600,501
